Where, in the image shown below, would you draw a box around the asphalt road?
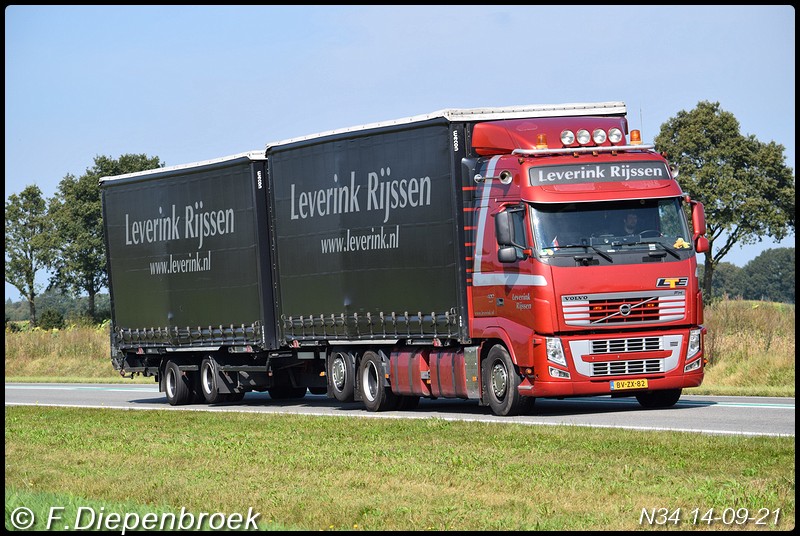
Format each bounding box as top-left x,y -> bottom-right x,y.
5,383 -> 794,437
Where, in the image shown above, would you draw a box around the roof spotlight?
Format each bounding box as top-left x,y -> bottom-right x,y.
592,129 -> 607,144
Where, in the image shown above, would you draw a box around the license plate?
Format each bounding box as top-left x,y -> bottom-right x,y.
610,378 -> 648,391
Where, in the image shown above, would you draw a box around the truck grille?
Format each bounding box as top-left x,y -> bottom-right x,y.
592,337 -> 661,353
568,334 -> 683,378
592,359 -> 663,376
562,290 -> 686,326
588,337 -> 663,376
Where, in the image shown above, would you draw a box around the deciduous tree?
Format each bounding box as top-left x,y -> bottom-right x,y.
49,154 -> 162,320
655,101 -> 795,299
5,185 -> 53,325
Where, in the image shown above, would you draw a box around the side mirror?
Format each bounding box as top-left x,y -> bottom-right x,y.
494,209 -> 530,263
495,211 -> 514,246
691,201 -> 707,238
498,246 -> 518,263
695,235 -> 709,254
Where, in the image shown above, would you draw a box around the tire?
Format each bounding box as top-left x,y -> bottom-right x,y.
359,350 -> 398,412
164,360 -> 192,406
481,345 -> 534,416
636,388 -> 682,409
328,350 -> 356,402
200,357 -> 227,404
268,385 -> 307,400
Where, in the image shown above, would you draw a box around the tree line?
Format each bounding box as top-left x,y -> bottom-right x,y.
5,290 -> 111,328
700,247 -> 794,304
5,101 -> 796,326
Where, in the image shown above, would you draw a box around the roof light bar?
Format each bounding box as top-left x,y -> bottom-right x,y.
512,143 -> 655,157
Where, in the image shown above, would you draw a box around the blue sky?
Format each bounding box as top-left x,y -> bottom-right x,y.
4,5 -> 795,301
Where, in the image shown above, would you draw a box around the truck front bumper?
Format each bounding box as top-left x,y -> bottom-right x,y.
519,367 -> 704,398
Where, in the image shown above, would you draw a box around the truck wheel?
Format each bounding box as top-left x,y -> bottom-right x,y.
328,350 -> 355,402
200,358 -> 227,404
482,345 -> 533,416
359,350 -> 398,412
636,388 -> 682,409
164,360 -> 192,406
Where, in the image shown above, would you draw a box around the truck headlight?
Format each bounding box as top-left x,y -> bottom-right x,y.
687,328 -> 701,360
546,337 -> 567,367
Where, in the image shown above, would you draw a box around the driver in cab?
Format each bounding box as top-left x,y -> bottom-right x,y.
622,212 -> 639,235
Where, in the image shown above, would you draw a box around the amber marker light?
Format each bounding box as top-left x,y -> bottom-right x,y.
630,129 -> 642,145
536,133 -> 548,149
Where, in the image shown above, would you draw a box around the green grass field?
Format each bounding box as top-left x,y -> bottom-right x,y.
5,406 -> 795,531
5,298 -> 795,530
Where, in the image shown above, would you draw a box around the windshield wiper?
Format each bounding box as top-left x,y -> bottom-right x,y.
619,239 -> 681,259
648,240 -> 681,259
553,243 -> 613,263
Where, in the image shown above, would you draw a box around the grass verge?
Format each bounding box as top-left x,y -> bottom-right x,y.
5,406 -> 795,531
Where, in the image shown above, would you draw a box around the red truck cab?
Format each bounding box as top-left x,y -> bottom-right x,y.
466,115 -> 708,414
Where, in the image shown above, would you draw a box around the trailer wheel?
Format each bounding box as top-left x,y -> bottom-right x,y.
636,388 -> 682,409
200,358 -> 227,404
164,360 -> 192,406
328,350 -> 355,402
482,345 -> 533,416
359,350 -> 398,412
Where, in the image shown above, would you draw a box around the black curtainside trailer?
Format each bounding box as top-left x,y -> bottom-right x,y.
102,117 -> 475,408
100,151 -> 323,405
267,117 -> 471,347
102,152 -> 274,347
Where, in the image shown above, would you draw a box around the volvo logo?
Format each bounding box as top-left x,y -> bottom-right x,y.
619,304 -> 632,316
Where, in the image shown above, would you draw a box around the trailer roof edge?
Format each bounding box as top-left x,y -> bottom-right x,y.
99,150 -> 267,183
265,101 -> 627,150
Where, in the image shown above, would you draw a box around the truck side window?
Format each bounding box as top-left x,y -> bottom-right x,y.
510,209 -> 528,259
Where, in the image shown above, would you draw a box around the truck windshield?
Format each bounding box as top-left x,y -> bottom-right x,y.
530,198 -> 692,257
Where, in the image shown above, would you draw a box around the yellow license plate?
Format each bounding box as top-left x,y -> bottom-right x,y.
610,378 -> 648,391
